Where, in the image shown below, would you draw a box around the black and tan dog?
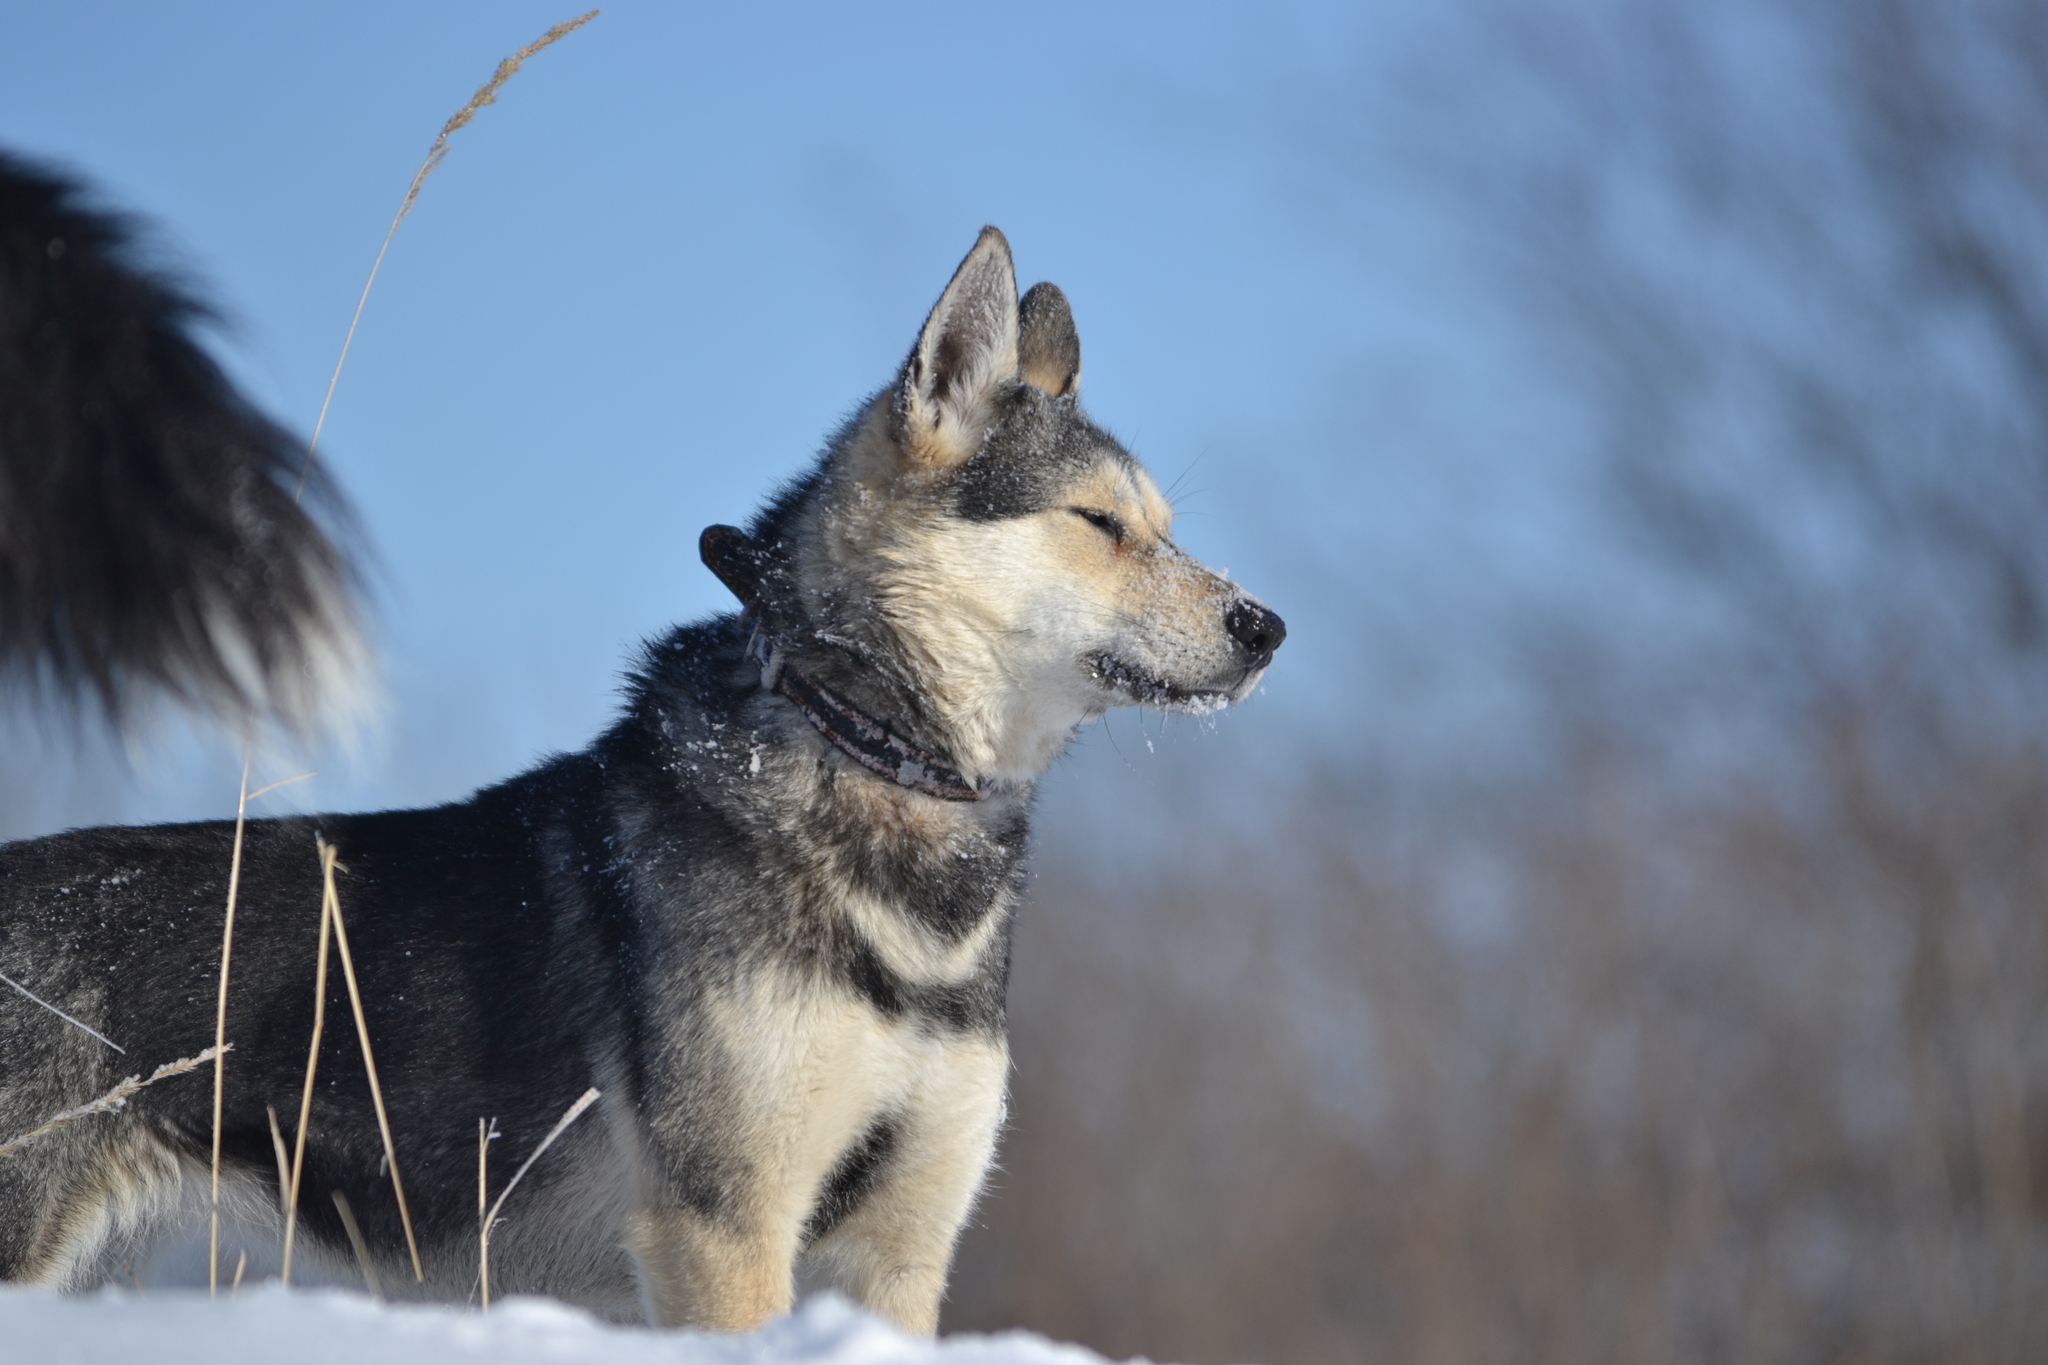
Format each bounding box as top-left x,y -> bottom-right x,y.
0,228 -> 1283,1331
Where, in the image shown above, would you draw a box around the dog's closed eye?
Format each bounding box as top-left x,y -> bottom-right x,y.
1070,507 -> 1126,543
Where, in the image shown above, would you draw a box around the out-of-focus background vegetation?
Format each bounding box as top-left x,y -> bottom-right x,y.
5,3 -> 2045,1362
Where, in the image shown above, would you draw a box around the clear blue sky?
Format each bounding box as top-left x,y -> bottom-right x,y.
0,1 -> 1585,835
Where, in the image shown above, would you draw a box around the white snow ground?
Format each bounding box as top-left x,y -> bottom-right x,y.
0,1287 -> 1133,1365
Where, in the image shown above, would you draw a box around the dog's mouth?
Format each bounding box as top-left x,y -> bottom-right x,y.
1085,653 -> 1241,716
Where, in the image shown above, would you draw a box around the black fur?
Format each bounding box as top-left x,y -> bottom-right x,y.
802,1116 -> 897,1249
0,150 -> 362,729
952,385 -> 1137,524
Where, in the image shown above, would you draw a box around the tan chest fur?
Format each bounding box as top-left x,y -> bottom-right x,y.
703,952 -> 1007,1235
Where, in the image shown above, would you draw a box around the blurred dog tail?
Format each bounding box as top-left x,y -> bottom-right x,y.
0,150 -> 370,739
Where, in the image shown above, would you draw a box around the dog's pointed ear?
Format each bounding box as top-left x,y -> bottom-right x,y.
1018,282 -> 1080,398
897,226 -> 1019,468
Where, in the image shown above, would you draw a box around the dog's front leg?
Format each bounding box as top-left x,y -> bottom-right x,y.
626,1201 -> 795,1331
802,1046 -> 1008,1335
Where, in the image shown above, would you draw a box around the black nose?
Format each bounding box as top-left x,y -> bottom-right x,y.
1224,599 -> 1286,663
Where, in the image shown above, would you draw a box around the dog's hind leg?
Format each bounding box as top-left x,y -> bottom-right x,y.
0,1127 -> 184,1288
0,1160 -> 54,1283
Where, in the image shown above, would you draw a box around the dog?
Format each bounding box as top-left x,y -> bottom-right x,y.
0,149 -> 365,734
0,227 -> 1284,1332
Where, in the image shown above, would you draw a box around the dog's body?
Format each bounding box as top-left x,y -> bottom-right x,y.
0,229 -> 1282,1331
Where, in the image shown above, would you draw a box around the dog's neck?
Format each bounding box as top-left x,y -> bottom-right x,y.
747,627 -> 984,802
703,522 -> 1078,799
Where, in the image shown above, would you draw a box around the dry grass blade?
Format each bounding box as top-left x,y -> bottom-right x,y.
210,3 -> 601,1297
231,1249 -> 248,1296
210,763 -> 313,1295
320,835 -> 424,1281
332,1190 -> 384,1300
0,968 -> 124,1054
295,8 -> 600,493
0,1045 -> 228,1157
476,1116 -> 495,1308
479,1088 -> 599,1311
280,845 -> 337,1285
268,1105 -> 292,1215
209,754 -> 250,1296
401,10 -> 601,224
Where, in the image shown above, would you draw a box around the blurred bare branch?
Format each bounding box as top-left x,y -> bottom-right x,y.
947,3 -> 2048,1363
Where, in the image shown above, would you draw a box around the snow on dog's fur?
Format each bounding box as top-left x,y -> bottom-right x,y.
0,227 -> 1282,1333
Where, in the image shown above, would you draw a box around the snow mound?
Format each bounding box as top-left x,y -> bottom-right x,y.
0,1286 -> 1129,1365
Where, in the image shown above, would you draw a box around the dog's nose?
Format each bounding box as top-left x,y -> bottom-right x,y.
1224,600 -> 1286,664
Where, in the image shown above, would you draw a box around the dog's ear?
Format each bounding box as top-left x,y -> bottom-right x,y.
898,226 -> 1018,468
1018,282 -> 1080,398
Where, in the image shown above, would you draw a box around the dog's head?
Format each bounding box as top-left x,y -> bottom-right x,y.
706,227 -> 1283,786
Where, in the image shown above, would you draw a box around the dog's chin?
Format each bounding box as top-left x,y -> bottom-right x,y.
1085,653 -> 1245,717
1225,661 -> 1271,706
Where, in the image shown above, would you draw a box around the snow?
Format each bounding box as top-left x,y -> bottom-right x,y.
0,1286 -> 1131,1365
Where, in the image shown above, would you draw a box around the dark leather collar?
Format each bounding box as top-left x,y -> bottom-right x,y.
747,629 -> 983,802
702,522 -> 984,802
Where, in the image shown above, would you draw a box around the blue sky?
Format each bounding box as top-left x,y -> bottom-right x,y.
0,2 -> 1591,836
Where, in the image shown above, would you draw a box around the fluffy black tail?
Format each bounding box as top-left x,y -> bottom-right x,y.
0,150 -> 367,735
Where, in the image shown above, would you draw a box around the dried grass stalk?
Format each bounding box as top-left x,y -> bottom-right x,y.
280,844 -> 337,1285
210,765 -> 312,1294
297,8 -> 600,491
476,1116 -> 494,1307
332,1189 -> 383,1300
479,1088 -> 599,1311
0,969 -> 124,1054
267,1105 -> 292,1215
0,1045 -> 228,1157
320,835 -> 424,1281
208,754 -> 250,1296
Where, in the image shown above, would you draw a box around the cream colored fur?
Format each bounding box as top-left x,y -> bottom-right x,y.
633,965 -> 1006,1333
